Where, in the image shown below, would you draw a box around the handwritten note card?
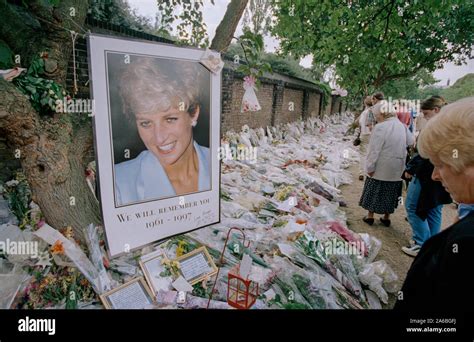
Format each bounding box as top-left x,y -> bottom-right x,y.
180,253 -> 212,281
107,280 -> 153,309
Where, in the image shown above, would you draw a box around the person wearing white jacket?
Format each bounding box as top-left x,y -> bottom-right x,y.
357,96 -> 374,181
359,100 -> 415,227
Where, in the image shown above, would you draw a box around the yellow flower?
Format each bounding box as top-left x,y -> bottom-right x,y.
176,241 -> 187,257
61,226 -> 74,240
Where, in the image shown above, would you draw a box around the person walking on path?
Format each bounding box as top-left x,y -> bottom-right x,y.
359,100 -> 415,227
357,96 -> 373,181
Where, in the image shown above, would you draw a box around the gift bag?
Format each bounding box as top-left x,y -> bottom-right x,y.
241,75 -> 261,113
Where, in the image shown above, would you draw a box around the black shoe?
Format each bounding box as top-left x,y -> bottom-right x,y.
380,218 -> 391,227
363,217 -> 374,225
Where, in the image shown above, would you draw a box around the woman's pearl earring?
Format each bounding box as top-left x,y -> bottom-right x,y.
191,121 -> 197,127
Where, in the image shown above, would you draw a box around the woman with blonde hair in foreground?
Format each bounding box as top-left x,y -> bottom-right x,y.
395,97 -> 474,312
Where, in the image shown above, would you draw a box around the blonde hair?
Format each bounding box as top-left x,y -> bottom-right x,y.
120,57 -> 203,120
418,97 -> 474,173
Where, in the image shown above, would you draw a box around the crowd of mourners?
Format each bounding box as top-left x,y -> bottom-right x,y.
353,93 -> 474,312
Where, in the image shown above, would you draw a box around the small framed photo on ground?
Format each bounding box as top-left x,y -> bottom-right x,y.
139,250 -> 173,294
174,246 -> 218,285
100,277 -> 155,309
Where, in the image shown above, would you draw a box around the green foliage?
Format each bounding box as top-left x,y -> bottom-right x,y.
236,28 -> 272,87
380,72 -> 474,103
292,274 -> 326,309
226,41 -> 331,103
441,73 -> 474,102
380,69 -> 437,99
0,40 -> 14,69
243,0 -> 273,36
65,280 -> 78,309
273,0 -> 474,97
2,173 -> 31,228
13,57 -> 67,116
19,264 -> 96,309
416,85 -> 443,100
157,0 -> 210,48
192,281 -> 212,298
262,53 -> 307,79
88,0 -> 154,33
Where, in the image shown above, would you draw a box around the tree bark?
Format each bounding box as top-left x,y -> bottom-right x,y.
1,0 -> 248,242
210,0 -> 249,52
0,79 -> 101,240
0,1 -> 99,241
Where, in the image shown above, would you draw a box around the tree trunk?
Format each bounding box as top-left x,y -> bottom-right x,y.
1,0 -> 248,241
0,79 -> 101,240
0,0 -> 99,241
210,0 -> 249,52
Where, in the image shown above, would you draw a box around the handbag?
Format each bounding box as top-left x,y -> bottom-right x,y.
353,133 -> 361,146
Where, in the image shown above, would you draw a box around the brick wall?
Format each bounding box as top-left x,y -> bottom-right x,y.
1,18 -> 345,181
331,95 -> 342,115
221,76 -> 274,132
307,91 -> 321,117
324,96 -> 332,116
277,88 -> 304,125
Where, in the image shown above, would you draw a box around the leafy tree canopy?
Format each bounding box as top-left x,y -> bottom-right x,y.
88,0 -> 155,33
272,0 -> 474,97
434,73 -> 474,102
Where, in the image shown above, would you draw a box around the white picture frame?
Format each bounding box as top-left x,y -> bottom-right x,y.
88,34 -> 221,258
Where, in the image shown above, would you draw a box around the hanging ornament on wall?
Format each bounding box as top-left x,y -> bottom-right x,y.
241,75 -> 261,113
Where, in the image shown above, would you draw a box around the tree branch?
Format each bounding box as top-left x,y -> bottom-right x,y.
365,1 -> 393,27
377,46 -> 441,84
382,0 -> 396,41
211,0 -> 249,52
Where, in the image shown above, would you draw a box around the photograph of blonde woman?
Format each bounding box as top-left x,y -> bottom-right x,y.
106,54 -> 212,207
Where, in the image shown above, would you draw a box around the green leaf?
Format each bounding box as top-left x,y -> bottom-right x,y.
0,40 -> 14,69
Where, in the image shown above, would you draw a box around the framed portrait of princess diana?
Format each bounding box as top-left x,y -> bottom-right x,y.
88,34 -> 221,258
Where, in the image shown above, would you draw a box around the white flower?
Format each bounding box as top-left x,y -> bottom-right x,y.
5,180 -> 19,187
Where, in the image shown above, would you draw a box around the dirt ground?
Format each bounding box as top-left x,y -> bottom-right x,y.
339,163 -> 458,308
